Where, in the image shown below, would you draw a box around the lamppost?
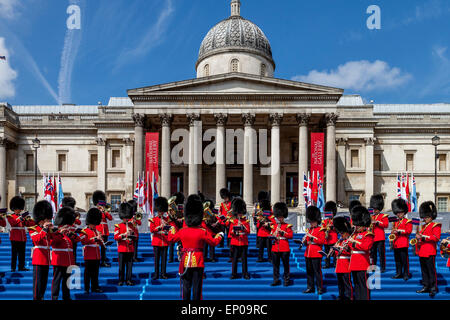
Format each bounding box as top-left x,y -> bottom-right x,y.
431,133 -> 440,207
32,137 -> 41,204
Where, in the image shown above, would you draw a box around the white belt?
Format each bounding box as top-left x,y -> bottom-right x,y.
11,227 -> 25,230
84,244 -> 99,248
53,248 -> 72,252
33,246 -> 50,250
275,237 -> 287,240
338,256 -> 351,260
352,251 -> 368,255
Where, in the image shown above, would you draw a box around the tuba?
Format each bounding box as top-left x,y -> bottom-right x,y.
440,237 -> 450,258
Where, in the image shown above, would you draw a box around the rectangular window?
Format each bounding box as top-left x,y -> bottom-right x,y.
90,154 -> 98,172
374,154 -> 381,171
26,154 -> 34,172
87,196 -> 93,209
351,150 -> 359,168
349,194 -> 360,202
439,154 -> 447,171
110,195 -> 122,211
58,154 -> 67,172
406,154 -> 414,171
112,150 -> 121,168
25,197 -> 35,211
437,197 -> 448,212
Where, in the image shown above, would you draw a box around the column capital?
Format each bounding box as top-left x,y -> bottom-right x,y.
242,113 -> 256,127
325,113 -> 339,127
364,137 -> 376,146
159,113 -> 173,127
214,113 -> 228,126
336,137 -> 348,146
296,113 -> 311,126
269,113 -> 283,126
132,113 -> 146,127
123,137 -> 134,146
96,137 -> 106,146
187,113 -> 201,126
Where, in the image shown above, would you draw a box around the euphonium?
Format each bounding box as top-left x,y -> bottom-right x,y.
440,238 -> 450,258
135,212 -> 143,221
168,196 -> 178,219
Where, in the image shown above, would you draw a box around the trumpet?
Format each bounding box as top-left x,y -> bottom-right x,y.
440,238 -> 450,258
388,222 -> 398,250
135,212 -> 143,221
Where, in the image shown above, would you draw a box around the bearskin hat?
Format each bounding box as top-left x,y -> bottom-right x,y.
231,197 -> 247,216
61,197 -> 76,209
219,188 -> 231,200
92,190 -> 106,206
32,200 -> 53,223
258,191 -> 269,202
184,198 -> 203,227
351,206 -> 371,227
306,206 -> 321,224
349,200 -> 362,213
10,196 -> 25,211
391,198 -> 409,215
155,197 -> 168,213
173,192 -> 185,205
369,194 -> 384,212
324,201 -> 337,216
86,207 -> 102,226
333,216 -> 352,234
419,201 -> 437,220
54,207 -> 76,226
186,194 -> 201,203
119,202 -> 133,220
273,202 -> 288,218
128,199 -> 138,215
260,199 -> 271,211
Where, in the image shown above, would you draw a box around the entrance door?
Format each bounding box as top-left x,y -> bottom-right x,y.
227,178 -> 243,198
171,173 -> 184,195
286,173 -> 298,207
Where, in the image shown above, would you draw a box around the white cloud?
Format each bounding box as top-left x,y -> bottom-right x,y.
0,0 -> 21,19
292,60 -> 412,91
0,37 -> 18,99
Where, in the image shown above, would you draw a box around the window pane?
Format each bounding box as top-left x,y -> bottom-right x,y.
261,64 -> 266,76
90,154 -> 98,172
111,195 -> 122,211
204,64 -> 210,77
231,59 -> 239,72
58,154 -> 67,172
351,150 -> 359,168
26,154 -> 34,171
25,197 -> 35,211
112,150 -> 121,168
439,154 -> 446,171
349,194 -> 360,202
437,197 -> 447,212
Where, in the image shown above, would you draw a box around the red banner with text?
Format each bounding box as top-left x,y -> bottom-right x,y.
145,132 -> 159,181
310,132 -> 324,180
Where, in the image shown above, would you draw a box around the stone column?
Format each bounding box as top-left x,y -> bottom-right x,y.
296,114 -> 310,232
188,114 -> 201,195
365,137 -> 375,206
325,113 -> 338,202
242,113 -> 256,206
123,138 -> 134,200
270,113 -> 283,204
96,137 -> 106,191
214,113 -> 228,203
133,114 -> 146,182
336,138 -> 348,206
0,139 -> 6,208
160,114 -> 173,199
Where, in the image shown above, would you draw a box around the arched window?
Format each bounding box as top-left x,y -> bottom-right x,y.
230,59 -> 239,72
260,64 -> 266,76
204,64 -> 210,77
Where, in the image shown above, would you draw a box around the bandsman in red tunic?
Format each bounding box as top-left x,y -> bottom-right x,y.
415,201 -> 441,298
303,206 -> 326,295
332,216 -> 353,300
168,192 -> 185,263
322,201 -> 338,269
0,204 -> 6,243
29,200 -> 54,300
128,200 -> 141,262
256,199 -> 275,263
203,199 -> 220,262
7,196 -> 34,272
168,196 -> 224,300
114,202 -> 137,286
254,191 -> 269,251
369,194 -> 389,272
93,190 -> 112,267
270,202 -> 293,287
50,206 -> 81,300
348,205 -> 374,300
218,188 -> 232,256
390,198 -> 413,281
80,207 -> 104,294
61,197 -> 79,265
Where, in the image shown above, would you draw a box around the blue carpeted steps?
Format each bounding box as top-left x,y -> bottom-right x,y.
0,233 -> 449,300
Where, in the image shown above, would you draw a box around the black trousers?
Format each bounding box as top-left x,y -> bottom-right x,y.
153,246 -> 168,276
11,241 -> 26,270
258,237 -> 272,261
84,260 -> 100,292
204,244 -> 216,260
231,245 -> 248,276
182,267 -> 204,300
272,251 -> 290,281
324,244 -> 336,267
168,243 -> 175,261
305,257 -> 323,291
133,239 -> 139,260
370,240 -> 386,270
419,256 -> 438,291
337,273 -> 353,300
52,266 -> 71,300
393,247 -> 409,276
352,271 -> 370,300
101,235 -> 109,263
33,265 -> 49,300
72,241 -> 78,265
118,252 -> 133,282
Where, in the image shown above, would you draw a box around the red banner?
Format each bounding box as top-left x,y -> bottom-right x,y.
145,132 -> 159,181
310,133 -> 324,180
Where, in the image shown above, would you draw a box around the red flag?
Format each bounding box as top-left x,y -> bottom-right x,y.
405,172 -> 411,212
311,171 -> 318,205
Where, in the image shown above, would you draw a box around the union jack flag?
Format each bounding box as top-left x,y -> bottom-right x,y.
411,218 -> 420,226
302,172 -> 309,209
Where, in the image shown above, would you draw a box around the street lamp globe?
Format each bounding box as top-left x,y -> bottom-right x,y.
32,137 -> 41,149
432,134 -> 441,147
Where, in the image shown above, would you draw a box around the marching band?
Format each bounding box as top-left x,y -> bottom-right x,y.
0,188 -> 448,301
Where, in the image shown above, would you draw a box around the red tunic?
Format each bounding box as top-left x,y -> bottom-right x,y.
446,243 -> 450,268
74,219 -> 81,226
304,226 -> 326,258
334,238 -> 351,273
393,218 -> 413,249
7,214 -> 34,242
349,231 -> 374,271
114,222 -> 137,253
96,211 -> 113,236
322,218 -> 338,245
132,217 -> 141,239
372,213 -> 389,242
0,217 -> 5,227
270,223 -> 293,252
150,216 -> 176,247
168,226 -> 222,274
79,228 -> 101,261
256,213 -> 276,238
29,225 -> 51,266
219,202 -> 232,238
417,222 -> 441,257
49,231 -> 80,267
228,218 -> 250,246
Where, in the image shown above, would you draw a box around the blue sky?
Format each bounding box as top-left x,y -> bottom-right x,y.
0,0 -> 449,105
